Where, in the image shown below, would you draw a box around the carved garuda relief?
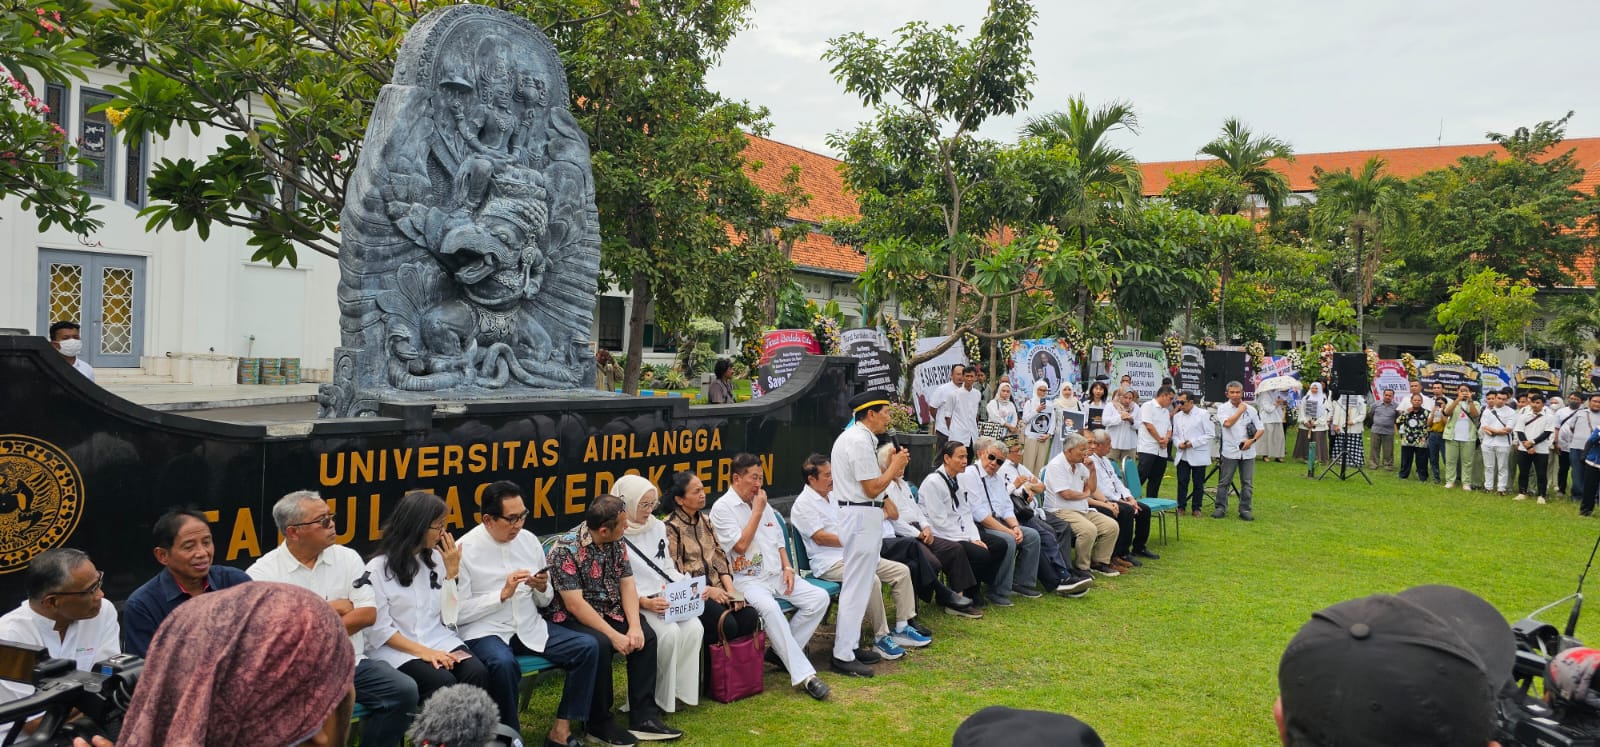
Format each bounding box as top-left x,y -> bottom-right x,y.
320,5 -> 599,417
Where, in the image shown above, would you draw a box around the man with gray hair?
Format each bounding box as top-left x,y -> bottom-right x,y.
0,548 -> 119,703
246,490 -> 418,747
960,436 -> 1043,605
1041,433 -> 1122,578
1213,381 -> 1262,521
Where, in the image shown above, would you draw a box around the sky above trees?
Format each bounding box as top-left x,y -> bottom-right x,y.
706,0 -> 1600,160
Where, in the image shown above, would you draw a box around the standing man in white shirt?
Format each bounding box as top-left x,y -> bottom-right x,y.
929,364 -> 964,454
1171,392 -> 1214,518
1514,395 -> 1558,503
948,366 -> 983,453
1214,382 -> 1263,521
709,453 -> 832,700
47,321 -> 95,382
959,437 -> 1044,605
1478,389 -> 1517,497
454,482 -> 603,747
1136,386 -> 1176,501
247,491 -> 419,747
792,450 -> 923,676
0,549 -> 118,705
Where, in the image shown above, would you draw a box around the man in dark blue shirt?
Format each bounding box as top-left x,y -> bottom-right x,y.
121,508 -> 250,656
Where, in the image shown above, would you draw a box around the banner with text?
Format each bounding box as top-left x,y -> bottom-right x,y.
1100,342 -> 1166,399
912,337 -> 968,424
1515,367 -> 1563,396
1419,362 -> 1479,396
1371,360 -> 1410,401
1009,338 -> 1080,404
841,328 -> 899,394
663,575 -> 708,623
752,329 -> 821,398
1178,345 -> 1205,398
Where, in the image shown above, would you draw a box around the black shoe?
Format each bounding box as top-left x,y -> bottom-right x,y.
1239,512 -> 1255,521
629,719 -> 683,742
829,656 -> 875,677
1134,548 -> 1161,560
1090,563 -> 1121,577
1069,569 -> 1096,583
1118,555 -> 1143,567
985,593 -> 1014,607
588,721 -> 639,746
1011,585 -> 1043,598
854,647 -> 882,664
1055,575 -> 1093,595
907,617 -> 933,637
937,589 -> 975,610
799,674 -> 831,700
546,737 -> 584,747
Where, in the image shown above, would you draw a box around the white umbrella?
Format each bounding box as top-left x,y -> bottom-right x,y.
1255,375 -> 1301,395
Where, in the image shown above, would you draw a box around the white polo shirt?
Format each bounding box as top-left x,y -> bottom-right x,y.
0,600 -> 120,703
708,489 -> 787,580
247,543 -> 374,658
789,486 -> 844,574
830,421 -> 883,506
1137,399 -> 1172,455
454,524 -> 556,651
1041,452 -> 1092,514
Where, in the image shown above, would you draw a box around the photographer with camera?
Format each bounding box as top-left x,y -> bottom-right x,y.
1275,584 -> 1515,746
0,550 -> 118,707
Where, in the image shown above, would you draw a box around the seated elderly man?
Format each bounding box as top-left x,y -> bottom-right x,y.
545,495 -> 683,744
456,481 -> 601,747
997,436 -> 1089,596
1275,585 -> 1514,746
709,453 -> 832,700
1041,433 -> 1121,579
790,454 -> 928,673
0,549 -> 119,705
958,436 -> 1044,606
123,508 -> 251,657
246,491 -> 418,747
1085,430 -> 1157,567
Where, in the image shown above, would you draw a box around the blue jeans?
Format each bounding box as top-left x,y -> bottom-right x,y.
1427,433 -> 1445,481
467,625 -> 600,730
353,658 -> 420,747
978,526 -> 1037,596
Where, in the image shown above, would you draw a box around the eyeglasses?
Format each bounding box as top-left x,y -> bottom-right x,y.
289,514 -> 335,530
985,454 -> 1003,464
637,500 -> 658,513
429,520 -> 448,532
492,510 -> 530,524
53,571 -> 104,597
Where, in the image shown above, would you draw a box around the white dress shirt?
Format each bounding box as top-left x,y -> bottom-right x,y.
1041,452 -> 1093,513
947,386 -> 982,445
959,465 -> 1016,526
830,421 -> 883,505
930,381 -> 959,436
0,600 -> 120,702
454,524 -> 556,650
708,489 -> 787,580
1214,401 -> 1260,460
1479,405 -> 1517,448
363,550 -> 462,667
789,486 -> 844,573
883,479 -> 922,539
916,469 -> 979,542
1090,454 -> 1133,502
1172,407 -> 1215,467
1564,408 -> 1600,452
71,359 -> 96,382
1137,400 -> 1172,455
1106,401 -> 1140,450
248,543 -> 374,657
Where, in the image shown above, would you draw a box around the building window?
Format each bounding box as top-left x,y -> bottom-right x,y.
44,83 -> 68,170
78,89 -> 115,197
597,296 -> 624,350
124,134 -> 146,208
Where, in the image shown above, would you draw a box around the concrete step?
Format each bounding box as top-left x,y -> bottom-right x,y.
101,382 -> 323,412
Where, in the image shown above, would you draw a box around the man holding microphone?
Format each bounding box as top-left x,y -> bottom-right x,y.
828,390 -> 911,677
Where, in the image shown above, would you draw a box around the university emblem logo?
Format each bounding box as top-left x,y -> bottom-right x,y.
0,435 -> 84,573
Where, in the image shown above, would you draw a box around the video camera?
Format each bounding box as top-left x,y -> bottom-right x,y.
0,641 -> 141,746
1496,596 -> 1600,746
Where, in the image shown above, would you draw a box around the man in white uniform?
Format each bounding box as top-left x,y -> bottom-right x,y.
246,490 -> 418,747
1479,389 -> 1518,496
709,454 -> 832,700
0,549 -> 119,704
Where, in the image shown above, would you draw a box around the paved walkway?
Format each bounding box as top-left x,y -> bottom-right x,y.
102,382 -> 321,413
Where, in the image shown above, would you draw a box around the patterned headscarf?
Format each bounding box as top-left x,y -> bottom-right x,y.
119,582 -> 355,747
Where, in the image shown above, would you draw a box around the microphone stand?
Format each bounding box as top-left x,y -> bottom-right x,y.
1320,394 -> 1373,484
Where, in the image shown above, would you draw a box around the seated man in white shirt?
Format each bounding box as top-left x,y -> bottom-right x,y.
999,436 -> 1087,595
0,549 -> 119,707
790,455 -> 927,674
1086,429 -> 1157,565
959,437 -> 1044,606
1041,432 -> 1121,579
246,491 -> 418,747
708,453 -> 832,700
455,481 -> 603,747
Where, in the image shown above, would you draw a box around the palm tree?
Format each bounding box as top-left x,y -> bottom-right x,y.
1197,118 -> 1295,335
1019,96 -> 1142,328
1312,156 -> 1408,343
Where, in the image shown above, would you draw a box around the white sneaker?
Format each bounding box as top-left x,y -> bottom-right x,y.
1463,485 -> 1473,492
1444,482 -> 1455,489
1514,493 -> 1528,501
1537,496 -> 1548,504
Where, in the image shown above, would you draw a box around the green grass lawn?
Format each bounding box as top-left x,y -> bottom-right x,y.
517,458 -> 1600,746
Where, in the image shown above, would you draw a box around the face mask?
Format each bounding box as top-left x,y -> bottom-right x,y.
57,338 -> 83,358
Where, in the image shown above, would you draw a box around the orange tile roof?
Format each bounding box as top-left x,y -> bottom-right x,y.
740,134 -> 865,274
1140,137 -> 1600,196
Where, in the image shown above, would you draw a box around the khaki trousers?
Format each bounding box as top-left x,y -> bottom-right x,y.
818,557 -> 915,639
1049,509 -> 1119,569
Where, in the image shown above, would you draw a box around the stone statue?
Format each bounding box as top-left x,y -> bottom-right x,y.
319,5 -> 599,418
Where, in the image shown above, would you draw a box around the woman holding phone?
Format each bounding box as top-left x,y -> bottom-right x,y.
364,490 -> 491,704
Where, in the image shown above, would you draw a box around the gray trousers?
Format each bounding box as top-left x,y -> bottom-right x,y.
1214,457 -> 1255,514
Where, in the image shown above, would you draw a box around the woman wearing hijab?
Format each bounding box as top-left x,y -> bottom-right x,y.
660,471 -> 760,647
1298,382 -> 1331,466
614,474 -> 704,714
985,381 -> 1021,439
365,491 -> 491,703
1020,380 -> 1056,476
118,582 -> 355,747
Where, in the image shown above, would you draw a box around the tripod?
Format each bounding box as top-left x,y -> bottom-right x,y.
1320,395 -> 1373,484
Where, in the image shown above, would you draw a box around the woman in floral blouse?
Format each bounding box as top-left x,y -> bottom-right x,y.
1397,393 -> 1432,482
661,471 -> 760,646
